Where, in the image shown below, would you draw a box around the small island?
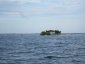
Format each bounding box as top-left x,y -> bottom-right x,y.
40,30 -> 61,35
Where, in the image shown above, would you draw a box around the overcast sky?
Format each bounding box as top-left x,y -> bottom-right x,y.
0,0 -> 85,33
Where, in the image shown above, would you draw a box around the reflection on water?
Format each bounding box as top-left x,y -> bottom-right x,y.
0,33 -> 85,64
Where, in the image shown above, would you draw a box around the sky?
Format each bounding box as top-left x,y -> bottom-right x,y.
0,0 -> 85,33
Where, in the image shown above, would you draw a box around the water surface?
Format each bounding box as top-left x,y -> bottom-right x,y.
0,33 -> 85,64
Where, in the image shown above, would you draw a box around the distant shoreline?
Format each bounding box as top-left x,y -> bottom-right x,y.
0,33 -> 85,35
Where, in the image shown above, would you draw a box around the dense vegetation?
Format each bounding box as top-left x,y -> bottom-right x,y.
40,30 -> 61,35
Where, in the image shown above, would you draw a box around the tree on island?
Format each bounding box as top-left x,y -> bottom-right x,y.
40,29 -> 61,35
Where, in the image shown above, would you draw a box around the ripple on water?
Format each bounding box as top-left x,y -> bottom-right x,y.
0,33 -> 85,64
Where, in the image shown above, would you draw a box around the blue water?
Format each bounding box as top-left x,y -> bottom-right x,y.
0,33 -> 85,64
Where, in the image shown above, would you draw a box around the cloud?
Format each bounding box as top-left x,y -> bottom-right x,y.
0,0 -> 85,33
20,0 -> 85,15
0,0 -> 42,3
0,0 -> 85,16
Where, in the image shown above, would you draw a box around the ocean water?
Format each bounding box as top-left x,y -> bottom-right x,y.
0,33 -> 85,64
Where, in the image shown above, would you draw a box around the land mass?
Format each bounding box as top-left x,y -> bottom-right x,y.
40,30 -> 61,35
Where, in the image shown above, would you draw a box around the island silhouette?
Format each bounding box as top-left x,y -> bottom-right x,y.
40,30 -> 61,35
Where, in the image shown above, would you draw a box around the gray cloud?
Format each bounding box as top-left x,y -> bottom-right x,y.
0,0 -> 84,16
